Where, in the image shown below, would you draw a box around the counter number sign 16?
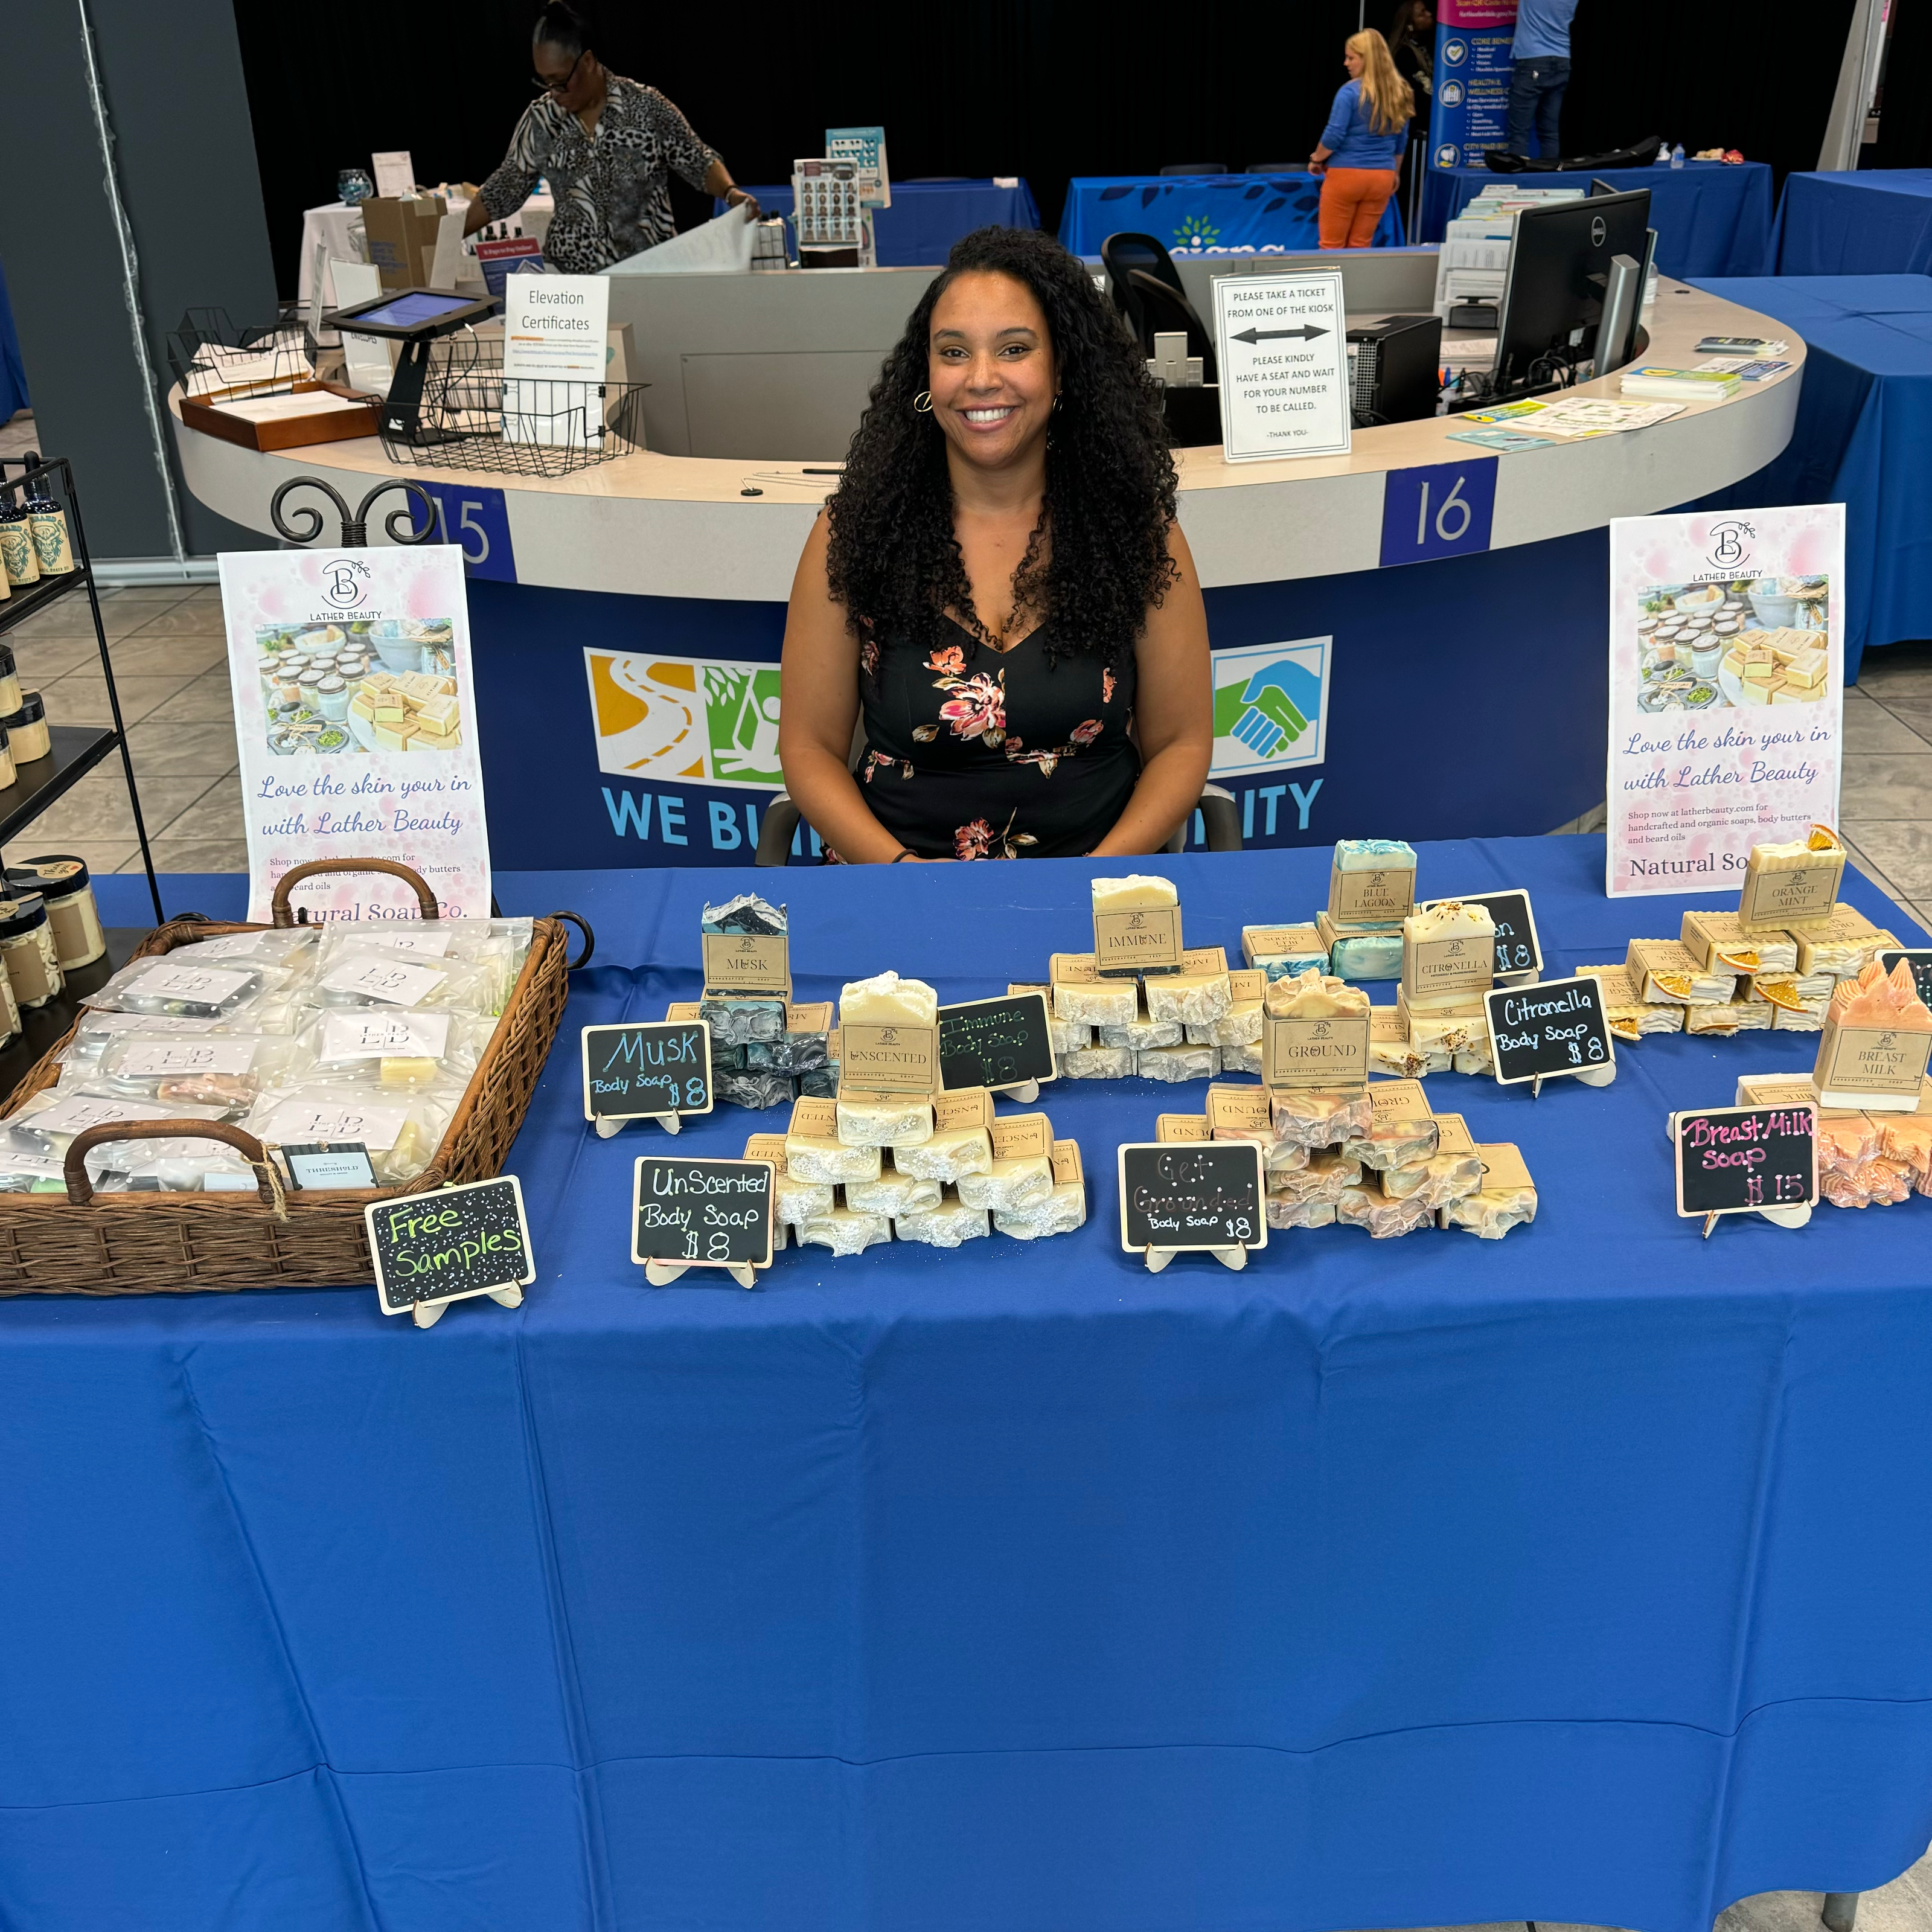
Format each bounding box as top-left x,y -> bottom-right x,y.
1380,458 -> 1497,567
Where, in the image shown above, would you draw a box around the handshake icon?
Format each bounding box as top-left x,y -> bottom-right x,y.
1226,667 -> 1313,760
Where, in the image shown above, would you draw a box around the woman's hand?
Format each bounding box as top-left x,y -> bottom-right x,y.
724,185 -> 761,219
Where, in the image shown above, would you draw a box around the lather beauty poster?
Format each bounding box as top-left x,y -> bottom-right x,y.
219,543 -> 491,923
1606,506 -> 1844,899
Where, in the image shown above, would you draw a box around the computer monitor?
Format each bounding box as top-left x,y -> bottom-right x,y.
1491,188 -> 1653,395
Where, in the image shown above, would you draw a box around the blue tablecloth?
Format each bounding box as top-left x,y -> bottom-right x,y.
0,250 -> 29,422
1422,161 -> 1774,276
17,840 -> 1932,1930
1773,171 -> 1932,276
723,179 -> 1039,267
1687,274 -> 1932,677
1058,174 -> 1403,257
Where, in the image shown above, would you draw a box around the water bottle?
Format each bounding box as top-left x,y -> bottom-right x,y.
1670,143 -> 1684,169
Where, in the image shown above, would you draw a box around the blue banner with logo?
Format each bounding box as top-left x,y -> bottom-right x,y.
1058,176 -> 1403,258
1430,0 -> 1518,172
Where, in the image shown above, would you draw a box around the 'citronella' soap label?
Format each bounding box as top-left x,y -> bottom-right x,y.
702,932 -> 791,997
1093,906 -> 1184,974
1328,866 -> 1414,925
1812,1018 -> 1932,1096
1263,1014 -> 1370,1090
1403,936 -> 1491,1003
839,1022 -> 938,1095
1738,859 -> 1841,929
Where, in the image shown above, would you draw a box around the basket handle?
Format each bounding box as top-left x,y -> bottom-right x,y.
62,1121 -> 288,1213
548,909 -> 595,968
271,859 -> 440,929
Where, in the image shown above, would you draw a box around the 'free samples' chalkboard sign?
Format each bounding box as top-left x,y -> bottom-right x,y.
938,992 -> 1057,1092
631,1156 -> 775,1273
1116,1141 -> 1266,1255
1673,1104 -> 1817,1218
581,1020 -> 714,1122
1483,974 -> 1616,1087
1462,890 -> 1542,978
365,1176 -> 536,1320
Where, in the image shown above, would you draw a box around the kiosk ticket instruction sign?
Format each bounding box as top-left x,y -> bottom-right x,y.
1212,270 -> 1352,463
1607,507 -> 1844,899
218,544 -> 491,923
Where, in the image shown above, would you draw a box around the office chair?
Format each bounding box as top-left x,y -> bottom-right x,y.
1101,231 -> 1203,370
1245,162 -> 1299,173
1159,162 -> 1227,175
753,787 -> 1243,865
1125,269 -> 1217,383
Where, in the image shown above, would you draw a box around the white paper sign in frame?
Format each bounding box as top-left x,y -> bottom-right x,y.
1212,269 -> 1353,464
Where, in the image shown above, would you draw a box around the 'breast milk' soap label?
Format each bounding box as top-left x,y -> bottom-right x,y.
1814,1019 -> 1932,1096
1263,1015 -> 1370,1090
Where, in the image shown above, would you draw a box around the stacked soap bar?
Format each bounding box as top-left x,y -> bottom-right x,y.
1090,874 -> 1180,979
775,1093 -> 1087,1253
1317,911 -> 1404,982
676,997 -> 835,1112
1401,900 -> 1496,1011
1815,958 -> 1932,1112
1735,1072 -> 1931,1210
1736,828 -> 1845,935
1241,924 -> 1329,983
1439,1139 -> 1538,1238
836,971 -> 940,1137
1319,839 -> 1416,983
1045,947 -> 1232,1085
1579,967 -> 1684,1043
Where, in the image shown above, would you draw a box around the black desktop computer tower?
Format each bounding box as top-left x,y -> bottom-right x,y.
1346,315 -> 1444,424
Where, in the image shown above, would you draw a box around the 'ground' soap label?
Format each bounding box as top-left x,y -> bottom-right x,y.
1263,1014 -> 1370,1090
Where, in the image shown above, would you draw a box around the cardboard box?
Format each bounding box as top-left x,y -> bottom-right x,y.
359,194 -> 449,291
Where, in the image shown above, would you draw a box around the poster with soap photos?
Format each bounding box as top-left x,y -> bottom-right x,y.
1606,507 -> 1843,900
217,543 -> 491,924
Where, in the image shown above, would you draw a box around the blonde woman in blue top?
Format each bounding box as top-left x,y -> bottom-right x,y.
1308,31 -> 1413,249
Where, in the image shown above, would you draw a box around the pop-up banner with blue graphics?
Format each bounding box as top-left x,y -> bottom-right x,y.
1431,0 -> 1519,171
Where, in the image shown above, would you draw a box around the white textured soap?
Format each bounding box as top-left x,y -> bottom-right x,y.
784,1134 -> 883,1185
1145,975 -> 1232,1026
775,1174 -> 836,1226
798,1206 -> 891,1255
994,1181 -> 1087,1239
845,1172 -> 942,1217
1062,1044 -> 1135,1080
838,970 -> 938,1028
894,1197 -> 990,1248
836,1095 -> 935,1148
1099,1016 -> 1184,1051
956,1154 -> 1054,1211
1054,982 -> 1139,1026
891,1127 -> 993,1182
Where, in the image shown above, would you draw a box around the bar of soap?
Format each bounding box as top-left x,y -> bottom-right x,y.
1062,1044 -> 1135,1080
775,1172 -> 836,1227
1383,1150 -> 1483,1207
716,1070 -> 798,1110
702,892 -> 787,937
799,1067 -> 839,1099
1054,981 -> 1139,1026
1401,1002 -> 1487,1056
1050,1017 -> 1094,1054
1269,1149 -> 1362,1201
1270,1089 -> 1374,1148
1739,828 -> 1845,933
1336,1182 -> 1435,1238
845,1172 -> 941,1217
1795,905 -> 1892,978
892,1126 -> 994,1182
700,998 -> 785,1045
1581,964 -> 1684,1041
1136,1044 -> 1220,1083
1099,1016 -> 1184,1051
894,1195 -> 991,1248
1680,910 -> 1797,974
1264,1139 -> 1311,1176
957,1154 -> 1054,1211
1324,926 -> 1406,982
1220,1041 -> 1263,1076
1145,974 -> 1232,1026
799,1206 -> 891,1255
1831,958 -> 1932,1030
1343,1124 -> 1438,1172
1265,968 -> 1371,1020
1879,1116 -> 1932,1183
1090,874 -> 1178,912
1243,924 -> 1329,980
1329,840 -> 1418,930
839,970 -> 938,1031
784,1131 -> 883,1185
1401,900 -> 1496,1010
994,1181 -> 1088,1239
1626,939 -> 1737,1005
837,1094 -> 935,1148
1453,1041 -> 1497,1075
1753,979 -> 1830,1030
1267,1197 -> 1338,1229
1442,1186 -> 1538,1238
1189,1000 -> 1263,1049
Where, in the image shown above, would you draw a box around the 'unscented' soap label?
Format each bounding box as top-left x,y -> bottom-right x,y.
1403,936 -> 1491,1003
990,1113 -> 1052,1160
1051,1138 -> 1084,1184
1329,866 -> 1414,925
1093,906 -> 1183,973
1739,859 -> 1841,928
840,1022 -> 938,1095
1264,1014 -> 1370,1090
702,932 -> 790,997
1814,1019 -> 1932,1096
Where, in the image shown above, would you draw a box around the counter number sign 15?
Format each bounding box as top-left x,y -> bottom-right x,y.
414,485 -> 517,584
1380,458 -> 1497,567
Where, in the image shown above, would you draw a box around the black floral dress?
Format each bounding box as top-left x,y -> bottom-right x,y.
853,620 -> 1139,859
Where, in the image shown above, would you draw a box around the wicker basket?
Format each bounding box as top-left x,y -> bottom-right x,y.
0,860 -> 590,1296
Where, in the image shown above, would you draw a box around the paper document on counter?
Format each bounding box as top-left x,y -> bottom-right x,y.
603,206 -> 755,275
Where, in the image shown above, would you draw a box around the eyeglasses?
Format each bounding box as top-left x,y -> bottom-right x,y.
532,49 -> 586,94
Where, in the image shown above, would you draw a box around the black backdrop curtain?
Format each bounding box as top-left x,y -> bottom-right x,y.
1876,0 -> 1932,167
234,0 -> 1858,295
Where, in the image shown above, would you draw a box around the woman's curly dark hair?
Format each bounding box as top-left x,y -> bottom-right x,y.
825,226 -> 1178,670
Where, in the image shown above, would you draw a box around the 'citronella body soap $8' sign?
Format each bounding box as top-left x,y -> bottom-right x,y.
1483,975 -> 1616,1086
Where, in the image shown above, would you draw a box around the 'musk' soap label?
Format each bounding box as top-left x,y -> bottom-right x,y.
702,932 -> 791,998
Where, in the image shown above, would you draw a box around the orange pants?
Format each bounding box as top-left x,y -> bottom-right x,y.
1319,167 -> 1399,248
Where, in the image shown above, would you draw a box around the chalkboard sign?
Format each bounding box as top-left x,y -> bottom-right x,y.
1879,950 -> 1932,1008
581,1021 -> 713,1122
632,1156 -> 775,1271
1116,1141 -> 1266,1254
1674,1104 -> 1817,1218
1462,890 -> 1542,978
938,992 -> 1057,1092
1483,974 -> 1616,1086
365,1176 -> 535,1317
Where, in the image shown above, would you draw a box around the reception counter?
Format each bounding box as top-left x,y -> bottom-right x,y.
173,267 -> 1802,871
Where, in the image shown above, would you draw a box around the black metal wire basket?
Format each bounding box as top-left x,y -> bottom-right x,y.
376,331 -> 648,478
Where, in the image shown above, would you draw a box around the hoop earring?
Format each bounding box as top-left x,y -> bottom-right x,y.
913,391 -> 933,414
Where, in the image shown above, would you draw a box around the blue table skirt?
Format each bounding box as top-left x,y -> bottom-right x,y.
1058,174 -> 1403,258
723,179 -> 1039,267
1686,274 -> 1932,677
19,840 -> 1932,1932
0,251 -> 29,422
1774,171 -> 1932,276
1422,161 -> 1774,277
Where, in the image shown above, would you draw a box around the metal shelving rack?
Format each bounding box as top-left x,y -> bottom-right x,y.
0,453 -> 164,925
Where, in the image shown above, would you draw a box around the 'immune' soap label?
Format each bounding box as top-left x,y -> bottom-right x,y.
1092,906 -> 1183,974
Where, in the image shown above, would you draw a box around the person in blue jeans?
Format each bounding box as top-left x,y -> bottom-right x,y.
1506,0 -> 1578,158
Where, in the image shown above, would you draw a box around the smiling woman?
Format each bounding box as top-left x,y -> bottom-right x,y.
778,226 -> 1213,863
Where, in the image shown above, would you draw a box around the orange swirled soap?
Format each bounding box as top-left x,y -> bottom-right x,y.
1829,958 -> 1932,1031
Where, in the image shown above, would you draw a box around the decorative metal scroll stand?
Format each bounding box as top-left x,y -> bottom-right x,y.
269,476 -> 437,549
